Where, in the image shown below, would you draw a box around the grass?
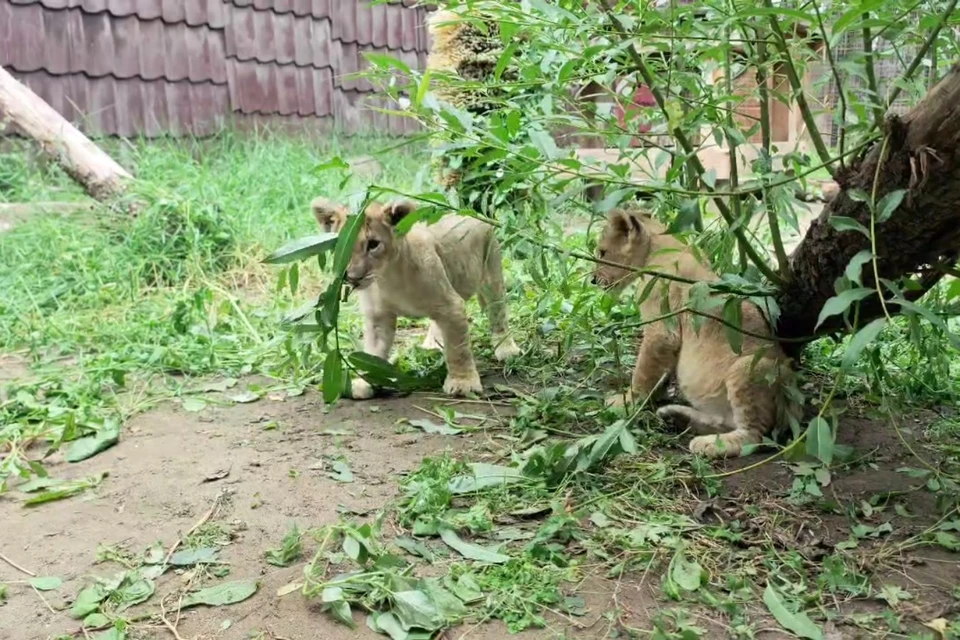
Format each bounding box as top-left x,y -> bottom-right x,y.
2,131 -> 960,639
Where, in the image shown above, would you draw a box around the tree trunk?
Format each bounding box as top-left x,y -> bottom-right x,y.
775,63 -> 960,357
0,65 -> 132,202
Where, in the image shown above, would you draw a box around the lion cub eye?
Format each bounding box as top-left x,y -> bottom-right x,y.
367,239 -> 381,252
597,250 -> 606,259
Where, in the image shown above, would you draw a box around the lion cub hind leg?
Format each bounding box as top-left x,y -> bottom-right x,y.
478,240 -> 520,361
688,358 -> 777,458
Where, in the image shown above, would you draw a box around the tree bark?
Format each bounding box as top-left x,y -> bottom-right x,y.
775,63 -> 960,357
0,65 -> 132,202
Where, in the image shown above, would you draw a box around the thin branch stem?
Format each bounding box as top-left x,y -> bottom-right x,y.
813,0 -> 846,168
764,1 -> 835,176
755,35 -> 791,280
886,0 -> 958,107
723,19 -> 747,274
598,0 -> 784,286
861,15 -> 885,129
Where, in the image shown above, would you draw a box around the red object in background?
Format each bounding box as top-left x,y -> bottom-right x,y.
613,81 -> 656,146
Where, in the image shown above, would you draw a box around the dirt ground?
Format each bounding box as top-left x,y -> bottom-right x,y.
0,368 -> 679,640
2,363 -> 959,639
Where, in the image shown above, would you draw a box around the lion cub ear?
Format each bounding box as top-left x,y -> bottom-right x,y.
312,197 -> 348,233
609,208 -> 645,237
382,200 -> 417,227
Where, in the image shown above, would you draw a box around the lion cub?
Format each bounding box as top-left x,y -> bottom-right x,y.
312,197 -> 520,399
592,208 -> 798,458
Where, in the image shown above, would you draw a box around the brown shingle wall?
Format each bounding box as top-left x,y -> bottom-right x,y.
0,0 -> 430,137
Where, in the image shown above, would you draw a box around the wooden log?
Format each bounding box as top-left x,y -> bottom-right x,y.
0,65 -> 132,202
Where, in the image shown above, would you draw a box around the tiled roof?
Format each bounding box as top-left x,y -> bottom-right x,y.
0,0 -> 431,136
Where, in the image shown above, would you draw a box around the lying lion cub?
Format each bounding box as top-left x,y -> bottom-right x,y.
312,197 -> 520,399
592,207 -> 798,458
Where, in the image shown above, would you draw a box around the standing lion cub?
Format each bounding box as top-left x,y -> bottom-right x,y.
592,207 -> 799,458
312,197 -> 520,399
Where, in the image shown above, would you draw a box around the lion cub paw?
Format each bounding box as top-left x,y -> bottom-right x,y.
493,336 -> 521,361
443,372 -> 483,397
350,378 -> 376,400
689,434 -> 738,459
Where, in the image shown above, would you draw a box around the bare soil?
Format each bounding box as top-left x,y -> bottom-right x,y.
1,366 -> 958,639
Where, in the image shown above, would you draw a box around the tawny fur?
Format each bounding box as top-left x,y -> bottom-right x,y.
593,208 -> 800,458
313,198 -> 520,400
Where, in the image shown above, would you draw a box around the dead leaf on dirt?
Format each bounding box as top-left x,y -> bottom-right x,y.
276,582 -> 303,597
169,547 -> 218,566
924,618 -> 949,638
326,461 -> 354,483
203,467 -> 231,483
404,418 -> 462,435
320,428 -> 352,436
197,378 -> 239,393
228,390 -> 260,404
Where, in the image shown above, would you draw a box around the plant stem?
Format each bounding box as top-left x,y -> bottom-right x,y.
813,0 -> 846,168
722,20 -> 747,275
755,35 -> 791,279
763,2 -> 835,176
861,16 -> 885,129
886,0 -> 958,107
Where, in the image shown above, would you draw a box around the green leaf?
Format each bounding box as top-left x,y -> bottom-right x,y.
763,583 -> 823,640
181,397 -> 207,413
30,576 -> 62,591
844,250 -> 874,286
181,581 -> 259,609
348,351 -> 411,387
71,583 -> 109,619
393,590 -> 444,631
815,288 -> 875,330
841,318 -> 886,370
115,574 -> 155,609
394,537 -> 435,562
669,552 -> 703,592
83,612 -> 110,628
321,586 -> 356,628
169,547 -> 218,566
406,418 -> 461,436
828,216 -> 871,238
24,473 -> 106,507
876,189 -> 907,223
722,297 -> 744,355
439,528 -> 510,564
17,477 -> 59,493
371,611 -> 418,639
362,52 -> 411,75
322,351 -> 344,405
447,463 -> 524,494
804,417 -> 834,465
452,574 -> 484,603
262,233 -> 339,265
327,460 -> 354,483
65,419 -> 120,463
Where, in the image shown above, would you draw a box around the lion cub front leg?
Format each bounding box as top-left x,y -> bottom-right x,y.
607,325 -> 679,408
350,310 -> 397,400
433,301 -> 483,397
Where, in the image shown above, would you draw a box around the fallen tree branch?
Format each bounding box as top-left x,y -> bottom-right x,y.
0,65 -> 133,203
